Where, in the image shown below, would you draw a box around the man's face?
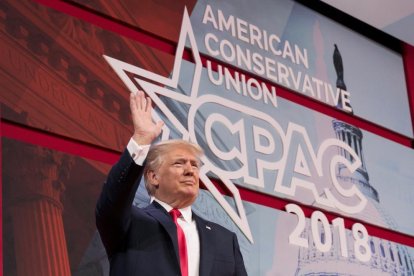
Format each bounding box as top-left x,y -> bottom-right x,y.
150,146 -> 200,208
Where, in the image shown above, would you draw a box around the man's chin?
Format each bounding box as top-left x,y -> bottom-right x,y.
182,190 -> 198,202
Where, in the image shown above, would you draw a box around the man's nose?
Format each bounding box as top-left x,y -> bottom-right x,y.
184,162 -> 195,175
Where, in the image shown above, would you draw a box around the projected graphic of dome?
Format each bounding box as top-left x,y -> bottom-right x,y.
295,44 -> 414,276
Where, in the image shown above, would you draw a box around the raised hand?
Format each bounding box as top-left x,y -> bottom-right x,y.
130,90 -> 164,145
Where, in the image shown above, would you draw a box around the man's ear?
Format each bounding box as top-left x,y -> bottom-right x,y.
147,170 -> 159,186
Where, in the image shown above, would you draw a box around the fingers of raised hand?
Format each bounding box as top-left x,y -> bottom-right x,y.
131,91 -> 151,114
138,91 -> 147,111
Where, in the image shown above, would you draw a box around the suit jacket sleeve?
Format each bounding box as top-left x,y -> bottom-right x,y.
95,149 -> 143,258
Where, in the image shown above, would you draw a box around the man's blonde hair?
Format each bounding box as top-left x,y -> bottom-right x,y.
143,140 -> 203,196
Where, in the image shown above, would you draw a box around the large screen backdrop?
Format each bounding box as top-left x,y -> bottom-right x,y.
1,0 -> 414,275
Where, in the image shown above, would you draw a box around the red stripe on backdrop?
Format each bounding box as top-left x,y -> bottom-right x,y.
1,120 -> 120,165
2,120 -> 414,248
33,0 -> 413,148
202,56 -> 413,147
0,118 -> 3,276
403,43 -> 414,147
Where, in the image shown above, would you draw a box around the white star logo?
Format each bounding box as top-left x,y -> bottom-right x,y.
104,7 -> 253,243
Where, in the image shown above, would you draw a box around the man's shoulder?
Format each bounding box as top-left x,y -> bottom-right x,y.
131,201 -> 165,215
129,202 -> 170,227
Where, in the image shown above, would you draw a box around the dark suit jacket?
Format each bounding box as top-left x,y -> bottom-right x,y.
96,150 -> 248,276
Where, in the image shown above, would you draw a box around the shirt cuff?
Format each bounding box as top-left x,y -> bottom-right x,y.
127,137 -> 150,166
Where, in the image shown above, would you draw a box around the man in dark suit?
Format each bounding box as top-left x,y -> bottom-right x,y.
96,90 -> 247,276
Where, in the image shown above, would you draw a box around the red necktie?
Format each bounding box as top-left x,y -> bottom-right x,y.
169,209 -> 188,276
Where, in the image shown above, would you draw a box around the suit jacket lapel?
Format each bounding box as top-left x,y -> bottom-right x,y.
145,202 -> 180,266
194,213 -> 214,276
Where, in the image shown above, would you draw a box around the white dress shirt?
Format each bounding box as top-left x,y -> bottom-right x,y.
127,138 -> 201,276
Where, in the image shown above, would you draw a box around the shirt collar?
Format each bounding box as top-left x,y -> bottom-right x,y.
152,197 -> 193,223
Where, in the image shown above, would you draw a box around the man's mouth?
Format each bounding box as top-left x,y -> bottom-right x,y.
182,180 -> 196,185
